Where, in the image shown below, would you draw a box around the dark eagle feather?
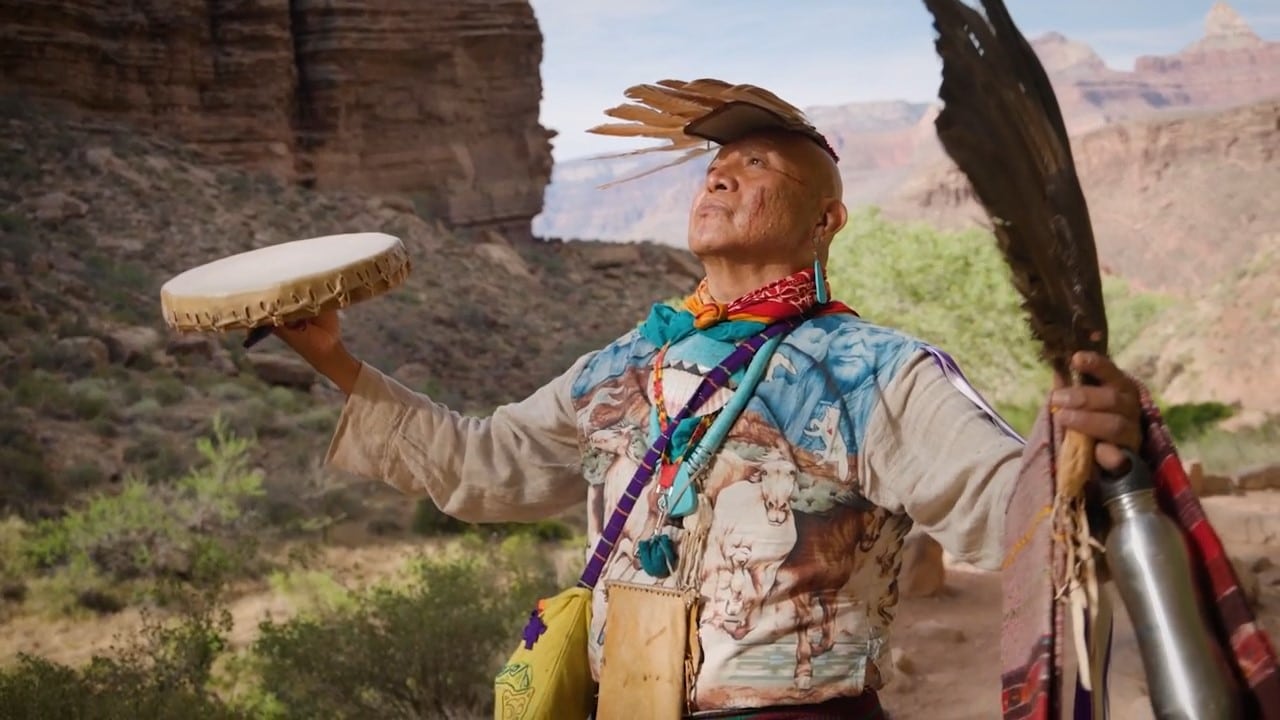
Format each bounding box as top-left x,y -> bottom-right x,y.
922,0 -> 1108,377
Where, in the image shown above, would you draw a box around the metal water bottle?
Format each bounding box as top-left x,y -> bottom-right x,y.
1100,454 -> 1241,719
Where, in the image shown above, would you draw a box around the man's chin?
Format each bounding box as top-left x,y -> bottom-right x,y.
687,233 -> 735,258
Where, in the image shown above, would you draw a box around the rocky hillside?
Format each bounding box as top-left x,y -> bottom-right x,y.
1120,234 -> 1280,416
0,97 -> 701,520
534,3 -> 1278,244
886,99 -> 1280,294
0,0 -> 554,240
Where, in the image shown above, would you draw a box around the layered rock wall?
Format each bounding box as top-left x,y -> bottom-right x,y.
0,0 -> 553,239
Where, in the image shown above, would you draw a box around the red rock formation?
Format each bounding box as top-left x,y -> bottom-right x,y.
1132,2 -> 1280,113
0,0 -> 553,239
886,99 -> 1280,294
1038,3 -> 1280,134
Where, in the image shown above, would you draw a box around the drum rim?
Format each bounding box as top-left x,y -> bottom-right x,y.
160,233 -> 411,332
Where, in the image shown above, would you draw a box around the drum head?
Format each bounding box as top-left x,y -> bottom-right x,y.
160,232 -> 411,332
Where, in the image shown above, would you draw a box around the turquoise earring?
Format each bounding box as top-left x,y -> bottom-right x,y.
813,237 -> 829,304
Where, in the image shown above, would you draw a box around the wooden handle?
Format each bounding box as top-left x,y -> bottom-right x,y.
1057,427 -> 1096,498
242,325 -> 274,349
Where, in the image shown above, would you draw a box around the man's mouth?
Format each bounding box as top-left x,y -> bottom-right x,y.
697,200 -> 730,215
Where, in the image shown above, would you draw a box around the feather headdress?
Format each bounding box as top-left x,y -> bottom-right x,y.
586,78 -> 838,188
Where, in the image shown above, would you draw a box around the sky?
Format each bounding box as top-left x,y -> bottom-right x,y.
528,0 -> 1280,161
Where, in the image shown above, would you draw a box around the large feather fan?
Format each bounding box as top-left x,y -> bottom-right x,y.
585,78 -> 828,188
923,0 -> 1108,377
921,0 -> 1113,702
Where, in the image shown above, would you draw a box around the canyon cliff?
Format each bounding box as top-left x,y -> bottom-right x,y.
0,0 -> 554,239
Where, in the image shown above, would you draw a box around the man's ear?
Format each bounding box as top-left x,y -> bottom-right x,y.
817,199 -> 848,241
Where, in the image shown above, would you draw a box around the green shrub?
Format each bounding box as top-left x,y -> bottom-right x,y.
153,375 -> 189,406
22,417 -> 267,607
123,397 -> 162,422
265,386 -> 307,414
410,500 -> 575,542
1177,416 -> 1280,476
123,432 -> 187,480
410,499 -> 471,536
91,415 -> 119,438
0,603 -> 242,719
68,378 -> 113,420
61,462 -> 106,491
13,370 -> 71,413
249,536 -> 556,719
266,568 -> 354,615
0,415 -> 56,513
828,208 -> 1168,409
208,381 -> 254,403
1162,401 -> 1236,443
0,516 -> 29,587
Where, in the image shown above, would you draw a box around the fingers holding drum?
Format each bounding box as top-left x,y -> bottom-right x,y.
273,311 -> 344,364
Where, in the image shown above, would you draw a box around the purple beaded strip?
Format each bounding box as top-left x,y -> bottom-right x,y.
577,318 -> 798,590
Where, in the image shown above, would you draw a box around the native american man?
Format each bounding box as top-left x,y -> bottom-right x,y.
275,82 -> 1143,718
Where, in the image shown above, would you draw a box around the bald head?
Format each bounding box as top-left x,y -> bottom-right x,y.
736,129 -> 843,201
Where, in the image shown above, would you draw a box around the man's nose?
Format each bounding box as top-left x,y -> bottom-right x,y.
705,166 -> 736,192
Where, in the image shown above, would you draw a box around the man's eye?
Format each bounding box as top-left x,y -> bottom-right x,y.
747,157 -> 764,166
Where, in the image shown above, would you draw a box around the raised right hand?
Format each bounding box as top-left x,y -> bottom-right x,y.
271,309 -> 362,395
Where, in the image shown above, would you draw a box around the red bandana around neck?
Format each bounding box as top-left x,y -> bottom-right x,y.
684,266 -> 856,329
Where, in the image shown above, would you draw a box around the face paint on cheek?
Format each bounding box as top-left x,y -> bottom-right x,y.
745,192 -> 777,240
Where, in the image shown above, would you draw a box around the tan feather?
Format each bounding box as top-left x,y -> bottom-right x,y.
585,123 -> 691,140
601,103 -> 687,128
586,77 -> 830,187
623,85 -> 719,116
597,147 -> 714,190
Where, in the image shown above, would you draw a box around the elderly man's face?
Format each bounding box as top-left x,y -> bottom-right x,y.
686,131 -> 836,265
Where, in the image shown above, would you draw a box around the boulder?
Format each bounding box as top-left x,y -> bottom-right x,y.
32,191 -> 88,223
246,353 -> 316,390
104,325 -> 162,366
53,336 -> 109,373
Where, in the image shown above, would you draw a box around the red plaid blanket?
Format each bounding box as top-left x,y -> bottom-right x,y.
1000,383 -> 1280,719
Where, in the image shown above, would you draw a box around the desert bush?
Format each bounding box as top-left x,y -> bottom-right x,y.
296,405 -> 340,433
0,413 -> 57,513
122,427 -> 188,480
61,462 -> 107,491
0,602 -> 242,720
411,499 -> 575,543
123,396 -> 162,422
266,568 -> 355,616
249,536 -> 557,719
12,369 -> 72,414
68,377 -> 113,420
828,208 -> 1168,410
265,385 -> 308,414
411,498 -> 471,536
208,381 -> 255,403
1,517 -> 30,614
153,374 -> 189,406
0,210 -> 39,269
82,254 -> 154,326
22,417 -> 268,610
1178,416 -> 1280,476
1162,401 -> 1236,443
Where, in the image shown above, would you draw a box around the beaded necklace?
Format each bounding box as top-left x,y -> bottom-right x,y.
651,344 -> 717,493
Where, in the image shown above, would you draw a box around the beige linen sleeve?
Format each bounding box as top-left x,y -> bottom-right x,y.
859,350 -> 1025,571
323,353 -> 594,523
